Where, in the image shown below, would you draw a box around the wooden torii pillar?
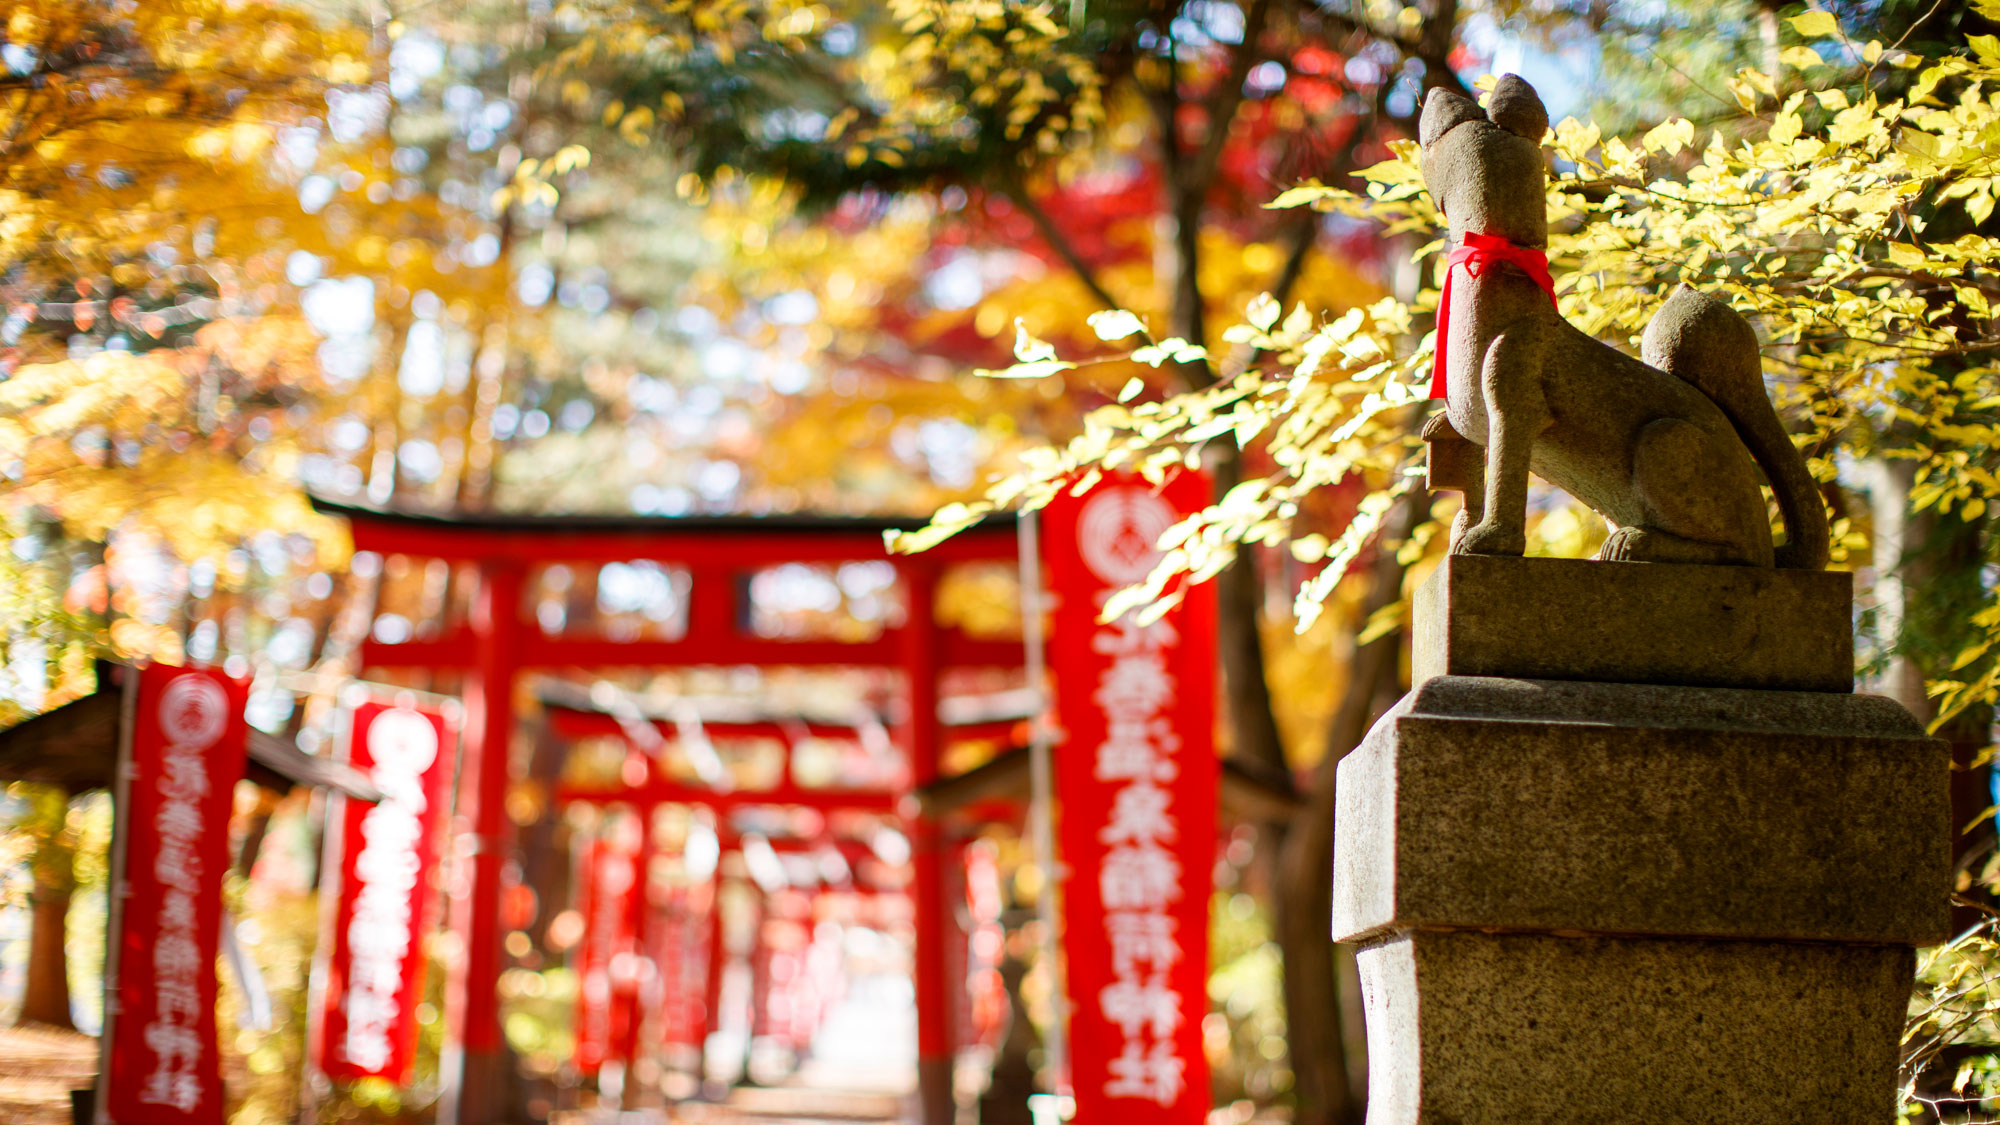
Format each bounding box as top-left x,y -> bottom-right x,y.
309,496 -> 1021,1125
445,558 -> 523,1123
900,561 -> 953,1125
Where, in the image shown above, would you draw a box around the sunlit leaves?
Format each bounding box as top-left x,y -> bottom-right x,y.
544,0 -> 1106,204
1790,10 -> 1842,39
1779,45 -> 1825,70
1641,117 -> 1695,156
896,278 -> 1421,630
0,0 -> 355,292
1129,338 -> 1207,368
1266,182 -> 1338,210
906,14 -> 2000,683
882,500 -> 991,554
1902,921 -> 2000,1108
1014,318 -> 1060,362
1244,293 -> 1282,333
1088,309 -> 1146,341
974,318 -> 1080,377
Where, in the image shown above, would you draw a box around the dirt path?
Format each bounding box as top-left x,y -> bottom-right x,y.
0,1025 -> 96,1125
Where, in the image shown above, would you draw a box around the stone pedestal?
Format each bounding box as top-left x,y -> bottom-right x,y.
1333,556 -> 1950,1124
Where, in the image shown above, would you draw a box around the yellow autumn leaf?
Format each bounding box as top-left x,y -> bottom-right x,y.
1642,118 -> 1695,155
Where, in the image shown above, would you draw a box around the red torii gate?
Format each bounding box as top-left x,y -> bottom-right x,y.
311,497 -> 1022,1125
556,790 -> 914,1094
542,686 -> 1032,1099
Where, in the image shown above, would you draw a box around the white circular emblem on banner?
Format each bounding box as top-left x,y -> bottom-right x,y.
158,674 -> 229,748
1077,485 -> 1178,585
367,709 -> 440,775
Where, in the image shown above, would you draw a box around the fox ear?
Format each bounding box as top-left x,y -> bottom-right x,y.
1486,74 -> 1549,140
1420,86 -> 1485,148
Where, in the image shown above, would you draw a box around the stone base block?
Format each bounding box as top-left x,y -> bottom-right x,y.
1358,930 -> 1913,1125
1333,676 -> 1949,946
1414,555 -> 1854,691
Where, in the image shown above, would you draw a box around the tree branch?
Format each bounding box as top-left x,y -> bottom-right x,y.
1185,0 -> 1278,200
1310,1 -> 1471,102
999,177 -> 1125,314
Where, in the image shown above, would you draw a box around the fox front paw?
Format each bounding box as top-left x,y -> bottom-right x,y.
1454,519 -> 1525,557
1448,508 -> 1476,552
1599,526 -> 1642,562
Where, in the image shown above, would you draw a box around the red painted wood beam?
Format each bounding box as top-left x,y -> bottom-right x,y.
339,519 -> 1017,566
360,630 -> 1025,672
544,705 -> 1023,745
554,779 -> 900,813
548,709 -> 855,743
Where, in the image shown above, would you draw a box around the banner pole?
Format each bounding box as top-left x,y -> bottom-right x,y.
1016,509 -> 1069,1100
94,662 -> 139,1125
299,687 -> 360,1125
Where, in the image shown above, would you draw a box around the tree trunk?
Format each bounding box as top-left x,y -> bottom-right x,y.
17,828 -> 75,1029
233,787 -> 282,881
1214,448 -> 1291,776
1276,488 -> 1425,1125
1867,457 -> 1996,931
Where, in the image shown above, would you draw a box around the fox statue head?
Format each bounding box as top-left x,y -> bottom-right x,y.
1419,76 -> 1552,249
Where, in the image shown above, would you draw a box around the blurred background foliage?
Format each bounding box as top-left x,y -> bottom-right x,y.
1,1 -> 1998,1124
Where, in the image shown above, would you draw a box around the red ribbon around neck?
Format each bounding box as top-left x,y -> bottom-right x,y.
1428,231 -> 1557,399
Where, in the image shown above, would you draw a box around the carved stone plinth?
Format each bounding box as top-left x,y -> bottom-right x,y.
1358,932 -> 1915,1125
1333,556 -> 1950,1124
1413,553 -> 1854,692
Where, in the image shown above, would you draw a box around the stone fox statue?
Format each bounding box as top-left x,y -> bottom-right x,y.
1419,75 -> 1830,569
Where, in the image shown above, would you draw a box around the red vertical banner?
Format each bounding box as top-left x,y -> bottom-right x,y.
655,881 -> 714,1051
311,695 -> 458,1083
101,663 -> 250,1125
1044,469 -> 1217,1119
574,828 -> 642,1076
607,822 -> 653,1076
